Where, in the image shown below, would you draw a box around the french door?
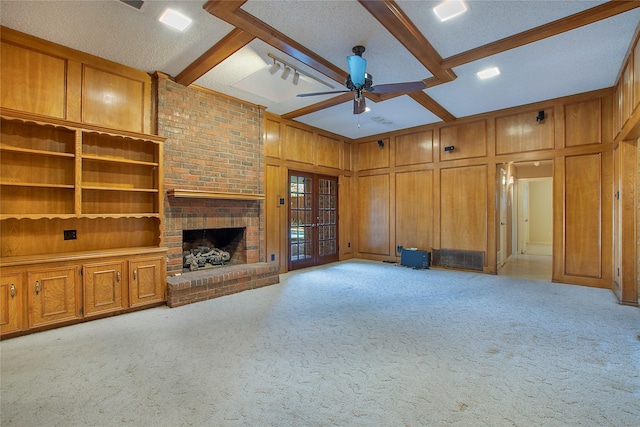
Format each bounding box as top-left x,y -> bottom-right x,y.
289,171 -> 339,270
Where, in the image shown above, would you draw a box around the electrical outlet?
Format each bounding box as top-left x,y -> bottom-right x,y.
64,229 -> 77,240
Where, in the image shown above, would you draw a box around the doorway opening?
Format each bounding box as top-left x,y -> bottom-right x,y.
497,161 -> 553,281
288,171 -> 339,271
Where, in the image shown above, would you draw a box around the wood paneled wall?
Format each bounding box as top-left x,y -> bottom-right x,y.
611,25 -> 639,304
0,26 -> 153,133
263,113 -> 353,273
352,89 -> 618,290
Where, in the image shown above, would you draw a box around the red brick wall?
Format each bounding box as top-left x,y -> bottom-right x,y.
157,74 -> 265,275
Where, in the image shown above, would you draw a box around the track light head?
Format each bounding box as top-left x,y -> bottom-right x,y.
268,61 -> 281,75
281,67 -> 291,80
292,70 -> 300,85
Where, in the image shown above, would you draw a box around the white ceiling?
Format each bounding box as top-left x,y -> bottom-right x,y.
1,0 -> 639,139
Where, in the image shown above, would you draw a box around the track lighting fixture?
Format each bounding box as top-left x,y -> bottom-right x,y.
266,53 -> 335,89
268,60 -> 281,75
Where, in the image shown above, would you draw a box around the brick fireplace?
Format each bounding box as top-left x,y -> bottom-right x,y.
157,74 -> 278,306
164,197 -> 262,275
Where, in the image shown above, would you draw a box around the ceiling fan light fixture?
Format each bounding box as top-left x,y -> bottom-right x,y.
159,8 -> 192,31
477,66 -> 500,80
281,67 -> 291,80
347,55 -> 367,88
434,0 -> 467,22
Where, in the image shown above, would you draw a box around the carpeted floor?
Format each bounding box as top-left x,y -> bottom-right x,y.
1,259 -> 639,426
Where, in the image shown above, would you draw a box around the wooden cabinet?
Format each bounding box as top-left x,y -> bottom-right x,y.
129,256 -> 165,308
28,266 -> 79,328
1,272 -> 23,334
0,109 -> 167,338
0,248 -> 167,338
83,260 -> 126,317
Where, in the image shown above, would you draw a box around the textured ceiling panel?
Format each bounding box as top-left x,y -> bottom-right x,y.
1,0 -> 638,138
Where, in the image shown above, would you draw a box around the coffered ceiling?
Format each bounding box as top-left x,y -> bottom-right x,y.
2,1 -> 639,139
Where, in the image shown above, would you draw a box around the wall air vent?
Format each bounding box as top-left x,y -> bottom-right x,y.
120,0 -> 144,10
432,249 -> 484,271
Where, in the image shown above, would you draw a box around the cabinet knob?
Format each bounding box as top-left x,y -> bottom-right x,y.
10,284 -> 16,299
35,281 -> 40,295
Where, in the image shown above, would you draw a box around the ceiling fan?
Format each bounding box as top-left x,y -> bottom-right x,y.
297,46 -> 427,114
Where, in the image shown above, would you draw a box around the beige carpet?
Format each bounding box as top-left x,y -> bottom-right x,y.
1,260 -> 639,426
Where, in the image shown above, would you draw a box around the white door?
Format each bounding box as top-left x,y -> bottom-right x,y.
518,180 -> 530,254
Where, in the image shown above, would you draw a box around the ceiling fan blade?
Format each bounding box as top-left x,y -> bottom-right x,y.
353,96 -> 366,115
369,81 -> 426,93
297,90 -> 350,97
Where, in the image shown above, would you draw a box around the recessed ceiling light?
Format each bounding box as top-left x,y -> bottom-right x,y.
159,8 -> 192,31
434,0 -> 467,22
477,66 -> 500,80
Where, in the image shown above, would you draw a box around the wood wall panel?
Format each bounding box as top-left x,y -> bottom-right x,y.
265,164 -> 286,272
284,125 -> 315,164
634,40 -> 640,110
358,174 -> 390,255
439,120 -> 486,161
1,218 -> 158,258
343,142 -> 352,171
317,134 -> 341,169
395,170 -> 433,251
564,154 -> 601,278
1,41 -> 66,118
565,99 -> 601,147
358,139 -> 390,170
622,64 -> 632,126
82,66 -> 146,133
496,109 -> 554,154
339,175 -> 354,256
265,117 -> 280,158
440,165 -> 487,252
395,130 -> 433,166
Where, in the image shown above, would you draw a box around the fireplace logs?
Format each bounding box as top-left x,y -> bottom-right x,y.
183,246 -> 231,271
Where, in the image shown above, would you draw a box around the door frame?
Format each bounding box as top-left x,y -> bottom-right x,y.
288,171 -> 339,271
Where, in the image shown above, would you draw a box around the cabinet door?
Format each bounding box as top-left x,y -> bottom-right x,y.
1,272 -> 23,334
129,257 -> 164,308
28,266 -> 79,327
84,261 -> 126,317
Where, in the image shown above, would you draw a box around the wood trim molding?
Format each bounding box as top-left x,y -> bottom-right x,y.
358,0 -> 455,83
442,1 -> 640,69
204,0 -> 347,83
175,28 -> 255,86
167,189 -> 265,200
281,93 -> 354,120
408,92 -> 456,122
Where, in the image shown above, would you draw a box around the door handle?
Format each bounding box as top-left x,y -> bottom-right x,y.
35,280 -> 40,295
116,271 -> 121,283
10,284 -> 16,299
133,270 -> 137,281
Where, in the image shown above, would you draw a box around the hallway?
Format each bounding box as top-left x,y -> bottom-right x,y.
498,254 -> 552,281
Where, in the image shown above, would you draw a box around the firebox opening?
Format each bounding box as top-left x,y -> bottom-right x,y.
182,227 -> 246,272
